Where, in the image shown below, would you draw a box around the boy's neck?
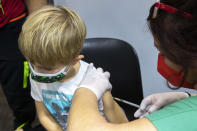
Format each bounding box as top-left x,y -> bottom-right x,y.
60,61 -> 81,83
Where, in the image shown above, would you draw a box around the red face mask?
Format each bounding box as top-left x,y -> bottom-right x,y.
157,53 -> 197,89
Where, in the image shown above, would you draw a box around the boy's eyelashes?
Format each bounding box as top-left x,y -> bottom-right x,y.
39,67 -> 55,71
40,67 -> 54,71
33,65 -> 54,71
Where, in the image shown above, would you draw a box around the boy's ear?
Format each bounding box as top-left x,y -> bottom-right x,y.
72,55 -> 84,65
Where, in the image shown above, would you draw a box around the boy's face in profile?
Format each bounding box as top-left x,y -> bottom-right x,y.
31,55 -> 84,74
29,63 -> 71,83
28,55 -> 84,83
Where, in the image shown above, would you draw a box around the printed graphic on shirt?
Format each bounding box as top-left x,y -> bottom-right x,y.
42,90 -> 73,130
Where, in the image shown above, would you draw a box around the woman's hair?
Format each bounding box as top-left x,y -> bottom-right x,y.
147,0 -> 197,89
19,5 -> 86,67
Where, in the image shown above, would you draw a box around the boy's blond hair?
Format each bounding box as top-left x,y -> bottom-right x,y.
19,6 -> 86,67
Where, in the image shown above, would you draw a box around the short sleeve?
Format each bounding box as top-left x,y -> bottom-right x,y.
30,77 -> 43,102
146,96 -> 197,131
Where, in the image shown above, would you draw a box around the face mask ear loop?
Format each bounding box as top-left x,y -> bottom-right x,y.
153,0 -> 160,19
166,67 -> 188,90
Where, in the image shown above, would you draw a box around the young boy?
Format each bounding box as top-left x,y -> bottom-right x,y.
18,6 -> 128,131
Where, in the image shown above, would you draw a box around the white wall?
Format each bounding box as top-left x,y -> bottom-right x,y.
54,0 -> 196,97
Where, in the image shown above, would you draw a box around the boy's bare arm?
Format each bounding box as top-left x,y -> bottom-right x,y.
24,0 -> 47,14
102,91 -> 128,123
35,101 -> 63,131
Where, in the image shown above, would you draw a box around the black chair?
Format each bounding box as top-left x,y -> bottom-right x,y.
81,38 -> 143,121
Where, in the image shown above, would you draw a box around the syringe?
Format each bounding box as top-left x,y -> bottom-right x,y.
113,97 -> 140,108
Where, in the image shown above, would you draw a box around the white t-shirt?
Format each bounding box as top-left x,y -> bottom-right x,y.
30,61 -> 104,130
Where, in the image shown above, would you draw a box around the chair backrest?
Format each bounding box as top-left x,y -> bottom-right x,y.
81,38 -> 143,121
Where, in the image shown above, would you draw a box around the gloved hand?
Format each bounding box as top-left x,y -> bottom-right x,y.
134,92 -> 189,118
79,63 -> 111,100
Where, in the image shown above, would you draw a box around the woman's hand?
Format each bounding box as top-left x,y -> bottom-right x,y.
79,63 -> 111,100
134,92 -> 189,118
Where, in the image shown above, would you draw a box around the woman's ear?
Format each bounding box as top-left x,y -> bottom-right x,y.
72,55 -> 84,65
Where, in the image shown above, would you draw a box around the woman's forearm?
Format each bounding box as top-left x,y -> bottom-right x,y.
67,88 -> 110,131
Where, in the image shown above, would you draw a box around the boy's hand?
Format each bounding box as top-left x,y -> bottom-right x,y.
79,63 -> 111,100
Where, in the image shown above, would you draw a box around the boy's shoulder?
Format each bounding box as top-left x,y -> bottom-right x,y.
80,60 -> 89,66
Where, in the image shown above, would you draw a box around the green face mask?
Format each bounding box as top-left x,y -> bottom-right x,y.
29,63 -> 71,83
